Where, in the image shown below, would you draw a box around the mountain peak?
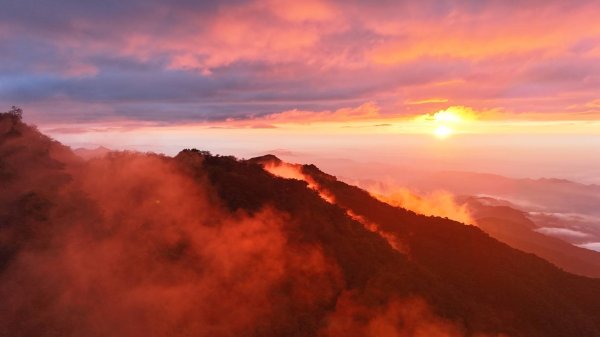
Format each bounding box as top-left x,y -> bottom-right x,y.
247,154 -> 282,165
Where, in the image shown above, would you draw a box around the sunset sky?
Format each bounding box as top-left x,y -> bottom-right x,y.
1,0 -> 600,181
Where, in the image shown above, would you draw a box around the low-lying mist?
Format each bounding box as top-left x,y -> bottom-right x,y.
1,151 -> 344,336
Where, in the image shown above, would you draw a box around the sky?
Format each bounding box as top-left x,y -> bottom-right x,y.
1,0 -> 600,182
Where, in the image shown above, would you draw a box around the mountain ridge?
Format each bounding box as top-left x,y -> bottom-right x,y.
2,116 -> 600,337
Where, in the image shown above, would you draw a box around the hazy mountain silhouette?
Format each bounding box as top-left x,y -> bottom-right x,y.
461,196 -> 600,278
2,115 -> 600,337
74,146 -> 111,160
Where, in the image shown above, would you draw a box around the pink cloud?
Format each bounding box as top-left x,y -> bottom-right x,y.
261,102 -> 381,123
3,0 -> 600,123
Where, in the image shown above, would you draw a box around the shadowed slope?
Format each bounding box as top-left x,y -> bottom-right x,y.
300,163 -> 600,337
463,197 -> 600,278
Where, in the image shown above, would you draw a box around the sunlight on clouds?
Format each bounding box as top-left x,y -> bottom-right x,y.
413,106 -> 479,138
415,106 -> 479,123
41,103 -> 600,143
406,98 -> 449,105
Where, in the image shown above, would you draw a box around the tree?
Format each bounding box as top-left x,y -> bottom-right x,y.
7,106 -> 23,120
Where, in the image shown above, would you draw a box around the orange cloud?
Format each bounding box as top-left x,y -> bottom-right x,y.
266,0 -> 336,22
406,98 -> 449,105
263,101 -> 381,124
160,1 -> 345,72
369,5 -> 600,65
364,184 -> 474,226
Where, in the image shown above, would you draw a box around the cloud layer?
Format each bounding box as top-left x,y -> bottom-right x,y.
1,0 -> 600,124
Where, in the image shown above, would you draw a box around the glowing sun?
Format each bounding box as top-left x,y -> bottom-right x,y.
434,125 -> 453,138
414,106 -> 478,139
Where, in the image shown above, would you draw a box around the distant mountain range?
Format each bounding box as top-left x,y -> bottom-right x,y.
304,156 -> 600,253
73,146 -> 111,160
462,196 -> 600,278
2,113 -> 600,337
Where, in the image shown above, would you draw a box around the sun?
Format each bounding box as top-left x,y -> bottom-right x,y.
434,125 -> 453,138
414,106 -> 478,138
430,108 -> 469,138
